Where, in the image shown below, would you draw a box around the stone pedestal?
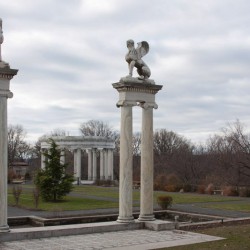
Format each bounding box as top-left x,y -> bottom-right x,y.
113,79 -> 162,223
0,66 -> 18,232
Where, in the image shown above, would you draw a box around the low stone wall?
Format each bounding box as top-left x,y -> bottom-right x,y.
179,217 -> 250,231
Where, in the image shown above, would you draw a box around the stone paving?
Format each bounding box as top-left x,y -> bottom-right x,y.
0,229 -> 223,250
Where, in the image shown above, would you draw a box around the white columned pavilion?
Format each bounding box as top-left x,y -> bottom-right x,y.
40,136 -> 115,183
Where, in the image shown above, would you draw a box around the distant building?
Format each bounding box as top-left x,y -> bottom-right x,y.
9,162 -> 28,178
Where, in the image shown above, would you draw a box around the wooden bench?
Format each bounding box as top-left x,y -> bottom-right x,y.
213,189 -> 223,195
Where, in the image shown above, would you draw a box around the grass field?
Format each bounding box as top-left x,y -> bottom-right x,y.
201,202 -> 250,213
159,224 -> 250,250
8,184 -> 249,212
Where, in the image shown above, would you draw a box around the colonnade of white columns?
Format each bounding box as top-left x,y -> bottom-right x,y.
113,80 -> 162,223
41,147 -> 114,181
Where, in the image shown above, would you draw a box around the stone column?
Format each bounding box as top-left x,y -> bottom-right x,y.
139,104 -> 155,221
108,149 -> 114,180
0,66 -> 18,232
74,148 -> 81,184
113,80 -> 162,224
99,149 -> 104,180
60,148 -> 65,165
41,149 -> 46,169
117,103 -> 134,223
92,149 -> 97,181
87,149 -> 92,180
104,149 -> 109,180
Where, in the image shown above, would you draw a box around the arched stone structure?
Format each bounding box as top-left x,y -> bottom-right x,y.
40,136 -> 115,182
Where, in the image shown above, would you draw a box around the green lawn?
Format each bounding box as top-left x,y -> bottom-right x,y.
8,184 -> 247,211
8,193 -> 118,211
159,224 -> 250,250
154,191 -> 241,204
201,202 -> 250,213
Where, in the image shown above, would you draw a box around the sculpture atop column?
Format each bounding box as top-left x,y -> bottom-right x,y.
113,39 -> 163,223
122,39 -> 154,84
0,18 -> 9,68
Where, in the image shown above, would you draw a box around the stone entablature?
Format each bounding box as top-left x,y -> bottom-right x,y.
40,136 -> 115,150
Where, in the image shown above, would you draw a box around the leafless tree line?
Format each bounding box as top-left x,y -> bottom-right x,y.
8,119 -> 250,189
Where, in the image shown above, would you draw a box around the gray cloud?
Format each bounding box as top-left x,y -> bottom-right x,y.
1,0 -> 250,143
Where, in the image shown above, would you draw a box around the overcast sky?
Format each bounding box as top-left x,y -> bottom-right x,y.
1,0 -> 250,144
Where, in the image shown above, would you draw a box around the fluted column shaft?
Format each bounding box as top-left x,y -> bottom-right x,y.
60,149 -> 65,165
87,149 -> 92,180
0,64 -> 16,233
0,96 -> 9,232
117,105 -> 134,223
139,106 -> 155,221
108,149 -> 114,180
100,149 -> 104,180
92,149 -> 97,180
74,148 -> 81,184
41,149 -> 46,169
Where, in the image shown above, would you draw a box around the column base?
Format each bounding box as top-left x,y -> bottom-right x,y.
117,216 -> 135,223
0,225 -> 10,233
138,214 -> 155,221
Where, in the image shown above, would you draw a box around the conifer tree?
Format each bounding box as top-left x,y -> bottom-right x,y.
35,139 -> 74,201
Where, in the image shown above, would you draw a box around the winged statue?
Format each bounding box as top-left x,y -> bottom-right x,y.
125,39 -> 151,80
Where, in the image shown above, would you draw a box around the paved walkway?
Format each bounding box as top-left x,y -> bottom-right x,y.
4,188 -> 249,249
0,229 -> 223,250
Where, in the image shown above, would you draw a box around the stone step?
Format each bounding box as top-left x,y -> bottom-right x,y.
144,220 -> 175,231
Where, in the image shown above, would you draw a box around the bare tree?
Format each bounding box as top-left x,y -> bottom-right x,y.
79,120 -> 117,139
31,129 -> 69,159
8,124 -> 31,165
133,132 -> 141,156
206,120 -> 250,187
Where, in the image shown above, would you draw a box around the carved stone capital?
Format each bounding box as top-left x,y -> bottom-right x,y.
116,100 -> 137,108
139,102 -> 158,110
0,89 -> 13,98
